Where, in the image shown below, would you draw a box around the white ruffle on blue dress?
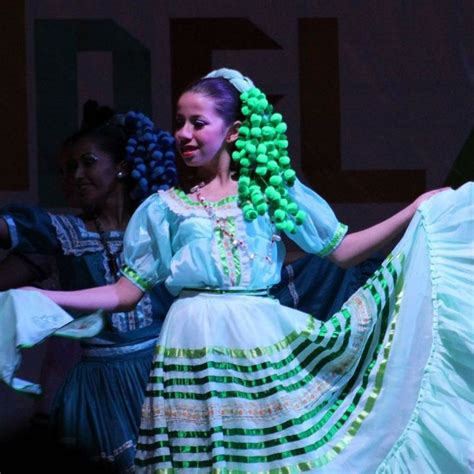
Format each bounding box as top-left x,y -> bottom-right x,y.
121,179 -> 473,473
0,290 -> 103,394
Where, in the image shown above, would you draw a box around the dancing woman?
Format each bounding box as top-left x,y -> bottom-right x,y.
0,104 -> 176,472
5,71 -> 472,473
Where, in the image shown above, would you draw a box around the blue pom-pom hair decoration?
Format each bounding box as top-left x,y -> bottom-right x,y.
118,111 -> 177,202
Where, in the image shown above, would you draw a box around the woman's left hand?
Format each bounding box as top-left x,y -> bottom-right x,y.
412,187 -> 451,211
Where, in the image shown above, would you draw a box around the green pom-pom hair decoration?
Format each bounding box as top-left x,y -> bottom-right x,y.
234,87 -> 306,232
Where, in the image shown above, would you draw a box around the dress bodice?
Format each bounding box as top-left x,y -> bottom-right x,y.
122,179 -> 347,295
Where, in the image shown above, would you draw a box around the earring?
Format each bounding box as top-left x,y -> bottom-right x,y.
117,171 -> 125,179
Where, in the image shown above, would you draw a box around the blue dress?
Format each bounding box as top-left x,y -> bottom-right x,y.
122,179 -> 473,473
0,206 -> 174,472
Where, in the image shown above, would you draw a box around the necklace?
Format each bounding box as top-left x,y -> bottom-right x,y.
93,215 -> 123,280
190,182 -> 280,265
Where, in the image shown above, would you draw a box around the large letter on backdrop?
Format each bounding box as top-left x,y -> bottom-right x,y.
0,1 -> 28,192
170,18 -> 282,115
35,19 -> 151,206
299,18 -> 426,202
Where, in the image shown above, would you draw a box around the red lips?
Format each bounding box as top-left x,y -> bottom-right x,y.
180,145 -> 198,159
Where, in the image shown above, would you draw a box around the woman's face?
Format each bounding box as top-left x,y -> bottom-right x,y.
174,91 -> 234,169
61,137 -> 122,210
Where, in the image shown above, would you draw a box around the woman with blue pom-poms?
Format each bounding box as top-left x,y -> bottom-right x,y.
0,101 -> 177,472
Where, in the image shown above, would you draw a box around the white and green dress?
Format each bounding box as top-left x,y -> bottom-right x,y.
122,179 -> 473,473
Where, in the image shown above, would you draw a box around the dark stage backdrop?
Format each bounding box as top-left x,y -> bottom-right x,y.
1,0 -> 473,223
0,0 -> 473,437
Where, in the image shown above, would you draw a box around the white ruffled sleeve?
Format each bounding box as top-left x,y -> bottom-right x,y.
285,178 -> 348,256
121,193 -> 172,291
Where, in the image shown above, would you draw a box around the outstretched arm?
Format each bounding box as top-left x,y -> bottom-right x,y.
29,276 -> 144,313
329,188 -> 448,268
